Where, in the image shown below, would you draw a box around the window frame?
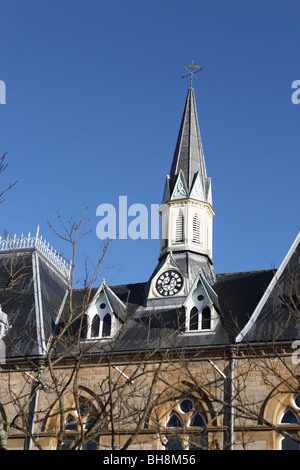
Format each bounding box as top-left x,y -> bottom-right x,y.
278,396 -> 300,450
60,396 -> 102,450
164,398 -> 207,451
183,280 -> 218,334
187,305 -> 213,333
88,312 -> 113,339
85,295 -> 120,340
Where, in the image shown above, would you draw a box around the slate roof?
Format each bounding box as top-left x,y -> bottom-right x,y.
104,269 -> 275,353
236,232 -> 300,344
0,248 -> 68,359
54,269 -> 276,357
169,86 -> 208,195
1,240 -> 299,360
214,270 -> 275,342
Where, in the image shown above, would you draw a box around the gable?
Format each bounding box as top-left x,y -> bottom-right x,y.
235,232 -> 300,344
170,170 -> 189,201
190,172 -> 205,202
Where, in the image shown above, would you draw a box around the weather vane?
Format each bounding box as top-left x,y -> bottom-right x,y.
182,61 -> 203,86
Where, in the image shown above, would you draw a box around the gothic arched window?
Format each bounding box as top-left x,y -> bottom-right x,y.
189,307 -> 199,331
190,412 -> 206,428
61,396 -> 101,450
102,313 -> 112,337
166,413 -> 183,428
279,399 -> 300,450
164,398 -> 207,450
281,409 -> 299,424
88,310 -> 114,340
91,315 -> 100,338
201,307 -> 211,330
65,414 -> 78,432
188,306 -> 212,332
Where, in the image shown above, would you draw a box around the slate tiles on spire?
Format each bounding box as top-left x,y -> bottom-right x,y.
169,86 -> 208,198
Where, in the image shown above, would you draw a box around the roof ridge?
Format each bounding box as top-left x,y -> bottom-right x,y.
217,269 -> 276,278
72,281 -> 147,292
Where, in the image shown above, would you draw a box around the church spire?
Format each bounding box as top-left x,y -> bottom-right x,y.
159,84 -> 215,266
168,86 -> 208,198
147,82 -> 216,303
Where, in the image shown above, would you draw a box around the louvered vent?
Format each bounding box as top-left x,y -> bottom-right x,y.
162,217 -> 168,249
175,209 -> 184,243
192,212 -> 200,244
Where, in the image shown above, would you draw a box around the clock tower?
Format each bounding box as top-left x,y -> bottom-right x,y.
147,84 -> 216,303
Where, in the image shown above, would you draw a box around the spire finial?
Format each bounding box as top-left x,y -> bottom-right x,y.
182,60 -> 202,87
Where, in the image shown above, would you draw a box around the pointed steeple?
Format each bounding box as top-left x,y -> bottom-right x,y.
147,84 -> 216,304
158,85 -> 215,271
169,86 -> 208,198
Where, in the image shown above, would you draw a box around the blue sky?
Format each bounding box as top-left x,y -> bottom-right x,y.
0,0 -> 299,287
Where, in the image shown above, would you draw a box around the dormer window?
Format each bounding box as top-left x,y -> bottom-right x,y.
189,306 -> 212,331
86,294 -> 120,340
88,311 -> 114,340
183,275 -> 220,334
84,281 -> 126,342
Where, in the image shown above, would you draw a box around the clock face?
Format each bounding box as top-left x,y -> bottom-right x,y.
156,270 -> 183,296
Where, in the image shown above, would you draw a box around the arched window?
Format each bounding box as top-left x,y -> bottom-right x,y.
166,413 -> 183,428
65,414 -> 77,431
189,307 -> 199,331
164,398 -> 207,450
102,314 -> 112,337
88,311 -> 114,340
188,412 -> 207,450
280,408 -> 300,450
60,396 -> 101,450
192,213 -> 200,244
281,409 -> 299,424
91,315 -> 100,338
189,306 -> 212,332
0,403 -> 7,432
190,412 -> 205,428
175,209 -> 184,243
201,307 -> 211,330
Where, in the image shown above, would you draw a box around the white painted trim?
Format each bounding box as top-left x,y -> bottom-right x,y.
46,288 -> 69,353
32,251 -> 46,355
0,228 -> 71,279
236,231 -> 300,343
